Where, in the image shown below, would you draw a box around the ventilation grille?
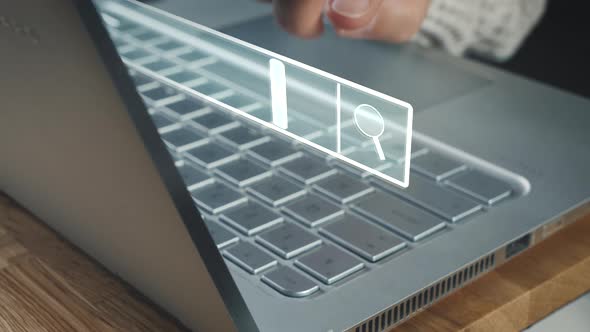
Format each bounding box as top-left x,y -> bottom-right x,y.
352,253 -> 496,332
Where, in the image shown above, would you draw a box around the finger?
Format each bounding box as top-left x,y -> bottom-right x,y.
326,0 -> 385,31
273,0 -> 327,38
337,0 -> 430,43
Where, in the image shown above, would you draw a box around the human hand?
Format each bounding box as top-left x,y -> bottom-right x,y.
260,0 -> 430,43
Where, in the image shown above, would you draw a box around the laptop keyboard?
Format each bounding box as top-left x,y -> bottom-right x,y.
100,9 -> 516,299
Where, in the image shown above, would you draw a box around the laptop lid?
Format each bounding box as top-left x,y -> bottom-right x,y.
0,1 -> 257,331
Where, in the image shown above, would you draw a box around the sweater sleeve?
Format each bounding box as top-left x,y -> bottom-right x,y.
413,0 -> 547,61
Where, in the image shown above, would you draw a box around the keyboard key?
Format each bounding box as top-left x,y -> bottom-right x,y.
142,85 -> 175,100
110,21 -> 139,33
339,149 -> 392,177
161,127 -> 208,152
246,177 -> 306,207
282,195 -> 344,227
247,107 -> 272,122
256,223 -> 321,259
153,39 -> 184,52
141,85 -> 183,106
184,143 -> 239,169
121,49 -> 153,61
411,152 -> 467,181
164,98 -> 208,120
382,174 -> 482,222
132,29 -> 160,42
177,49 -> 208,63
377,136 -> 428,164
220,203 -> 283,236
203,219 -> 238,249
247,140 -> 302,167
219,93 -> 259,109
224,242 -> 277,274
309,133 -> 356,154
165,71 -> 206,87
143,59 -> 177,73
262,265 -> 319,298
150,112 -> 179,133
313,173 -> 374,204
445,170 -> 512,205
177,163 -> 213,190
240,103 -> 263,113
295,245 -> 364,285
279,155 -> 337,184
352,192 -> 446,242
109,26 -> 130,39
111,36 -> 131,50
191,182 -> 247,214
214,158 -> 271,187
217,126 -> 270,150
189,111 -> 239,134
320,215 -> 406,262
192,80 -> 228,96
128,71 -> 153,87
287,117 -> 322,138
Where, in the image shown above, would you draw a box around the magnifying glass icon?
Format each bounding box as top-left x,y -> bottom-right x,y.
354,104 -> 386,161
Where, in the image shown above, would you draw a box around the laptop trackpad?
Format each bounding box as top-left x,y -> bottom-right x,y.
222,16 -> 490,112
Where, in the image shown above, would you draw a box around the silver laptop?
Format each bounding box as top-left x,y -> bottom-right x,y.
1,0 -> 589,331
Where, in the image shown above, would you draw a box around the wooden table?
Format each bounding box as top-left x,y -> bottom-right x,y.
1,192 -> 589,332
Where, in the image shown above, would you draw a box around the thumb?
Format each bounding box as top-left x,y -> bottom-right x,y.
326,0 -> 385,31
335,0 -> 430,43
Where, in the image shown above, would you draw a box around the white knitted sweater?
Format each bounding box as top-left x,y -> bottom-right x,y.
414,0 -> 547,61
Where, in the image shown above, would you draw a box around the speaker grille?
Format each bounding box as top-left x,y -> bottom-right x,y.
351,253 -> 496,332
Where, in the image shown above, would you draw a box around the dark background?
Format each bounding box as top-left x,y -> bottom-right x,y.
477,1 -> 589,98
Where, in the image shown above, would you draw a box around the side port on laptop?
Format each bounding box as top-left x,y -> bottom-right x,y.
505,234 -> 532,259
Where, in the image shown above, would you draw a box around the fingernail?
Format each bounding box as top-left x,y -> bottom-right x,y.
336,15 -> 377,38
330,0 -> 371,18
